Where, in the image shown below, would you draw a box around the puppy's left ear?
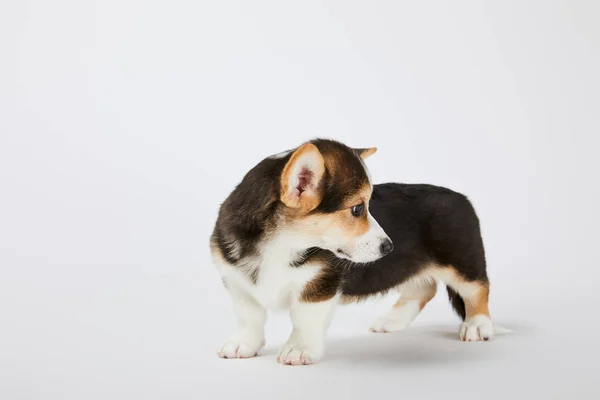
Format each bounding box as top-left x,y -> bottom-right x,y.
280,143 -> 325,212
355,147 -> 377,160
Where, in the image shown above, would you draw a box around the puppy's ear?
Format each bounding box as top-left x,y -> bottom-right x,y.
354,147 -> 377,160
280,143 -> 325,211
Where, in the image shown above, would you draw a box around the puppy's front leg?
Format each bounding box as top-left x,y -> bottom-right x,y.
277,295 -> 338,366
218,282 -> 267,359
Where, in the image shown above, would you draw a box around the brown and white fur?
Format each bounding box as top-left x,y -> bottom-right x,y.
210,139 -> 494,365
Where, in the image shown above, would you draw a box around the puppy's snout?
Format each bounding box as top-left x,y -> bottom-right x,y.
379,238 -> 394,256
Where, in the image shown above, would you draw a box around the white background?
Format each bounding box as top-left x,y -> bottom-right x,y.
2,1 -> 599,399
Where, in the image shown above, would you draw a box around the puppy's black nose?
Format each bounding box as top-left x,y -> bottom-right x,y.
380,239 -> 394,256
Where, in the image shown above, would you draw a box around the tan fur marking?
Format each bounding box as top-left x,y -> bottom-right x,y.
431,265 -> 491,318
341,184 -> 372,209
464,283 -> 490,318
392,279 -> 437,310
331,183 -> 373,237
421,281 -> 438,309
392,298 -> 409,308
299,266 -> 338,303
288,183 -> 373,241
358,147 -> 377,159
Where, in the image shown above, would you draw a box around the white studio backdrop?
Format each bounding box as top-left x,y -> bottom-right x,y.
1,1 -> 599,399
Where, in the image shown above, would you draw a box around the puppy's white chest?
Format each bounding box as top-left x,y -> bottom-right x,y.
255,259 -> 318,309
219,241 -> 320,310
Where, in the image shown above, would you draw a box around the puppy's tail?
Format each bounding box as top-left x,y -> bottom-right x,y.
446,286 -> 466,321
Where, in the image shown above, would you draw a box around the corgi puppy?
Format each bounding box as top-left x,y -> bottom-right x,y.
210,139 -> 493,365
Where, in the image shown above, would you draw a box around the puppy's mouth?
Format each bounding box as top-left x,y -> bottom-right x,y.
336,248 -> 352,259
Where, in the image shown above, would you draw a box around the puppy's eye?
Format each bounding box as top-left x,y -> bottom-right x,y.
351,203 -> 365,217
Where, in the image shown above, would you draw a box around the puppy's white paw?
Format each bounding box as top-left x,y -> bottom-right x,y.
369,316 -> 411,333
217,336 -> 264,359
459,315 -> 494,341
277,341 -> 323,366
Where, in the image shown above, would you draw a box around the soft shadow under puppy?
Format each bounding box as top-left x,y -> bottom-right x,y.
322,323 -> 525,366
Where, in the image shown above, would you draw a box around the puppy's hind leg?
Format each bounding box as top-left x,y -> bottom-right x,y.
453,278 -> 493,341
440,269 -> 493,341
369,279 -> 437,333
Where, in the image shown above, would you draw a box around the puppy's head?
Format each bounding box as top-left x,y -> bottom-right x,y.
280,139 -> 392,263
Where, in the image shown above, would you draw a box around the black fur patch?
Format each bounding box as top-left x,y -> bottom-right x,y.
289,247 -> 323,267
210,153 -> 290,281
340,183 -> 489,297
447,286 -> 466,320
311,139 -> 370,214
212,226 -> 240,265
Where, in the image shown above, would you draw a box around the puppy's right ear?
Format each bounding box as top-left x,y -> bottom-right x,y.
280,143 -> 325,212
